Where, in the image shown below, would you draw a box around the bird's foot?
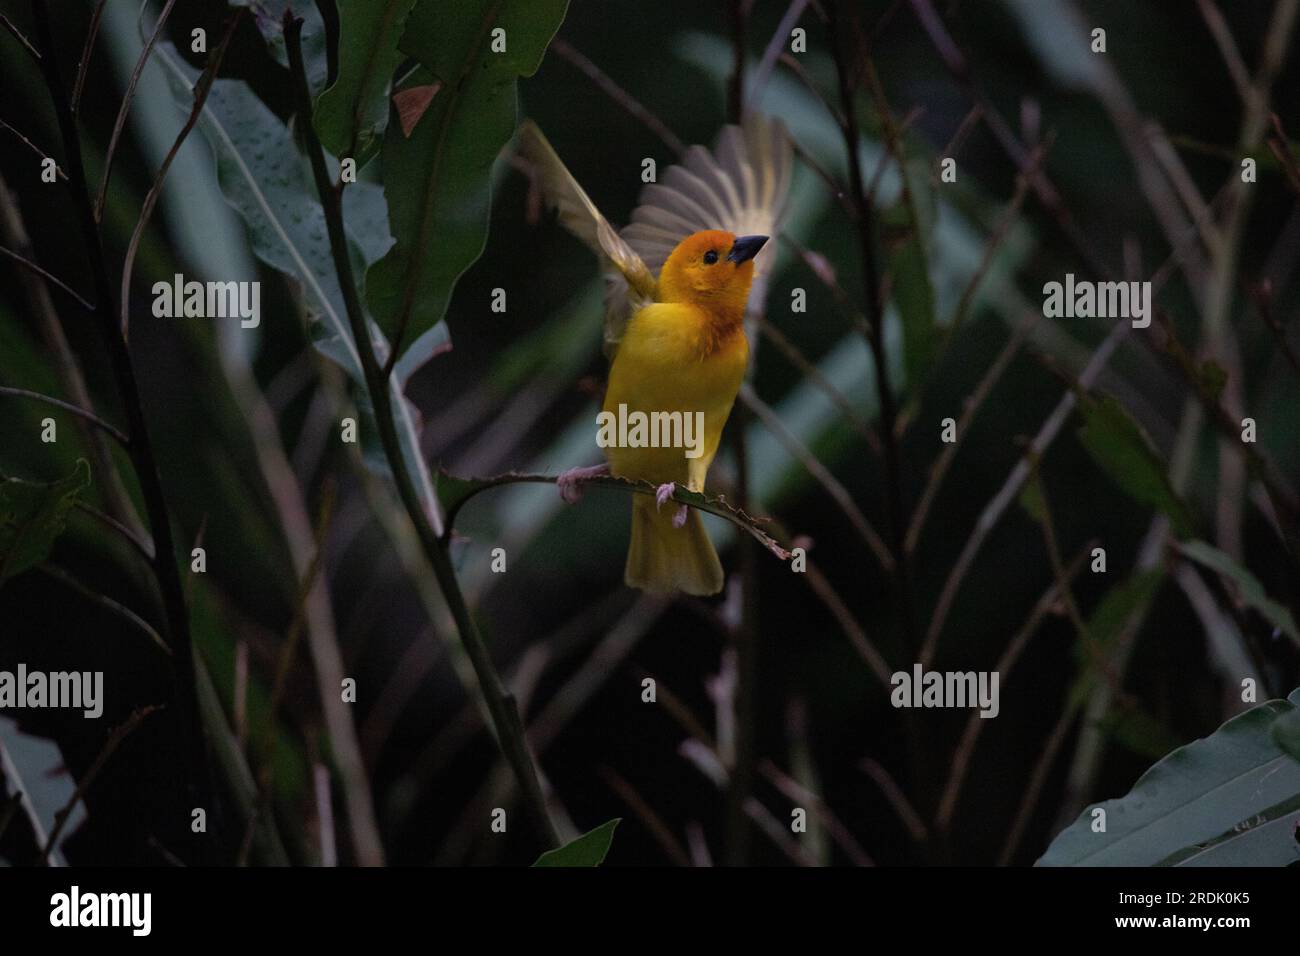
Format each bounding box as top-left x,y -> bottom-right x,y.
557,463 -> 609,504
653,482 -> 689,528
654,482 -> 676,509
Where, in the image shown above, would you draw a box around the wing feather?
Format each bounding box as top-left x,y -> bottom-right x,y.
516,120 -> 655,300
517,115 -> 792,360
619,113 -> 793,344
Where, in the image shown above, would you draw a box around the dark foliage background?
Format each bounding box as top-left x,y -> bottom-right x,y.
1,0 -> 1298,867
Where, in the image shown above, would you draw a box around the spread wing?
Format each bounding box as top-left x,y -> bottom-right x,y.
517,115 -> 792,360
515,120 -> 657,345
615,113 -> 794,351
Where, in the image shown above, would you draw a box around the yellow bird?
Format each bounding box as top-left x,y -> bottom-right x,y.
518,116 -> 791,595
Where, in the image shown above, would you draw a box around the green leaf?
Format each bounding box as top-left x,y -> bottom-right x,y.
314,0 -> 419,165
366,0 -> 569,361
1177,540 -> 1300,650
532,818 -> 620,867
1076,392 -> 1195,538
1272,708 -> 1300,763
1038,688 -> 1300,866
155,44 -> 445,522
0,459 -> 90,584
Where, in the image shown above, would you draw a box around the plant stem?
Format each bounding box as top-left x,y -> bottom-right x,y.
829,4 -> 916,649
29,0 -> 211,856
283,14 -> 560,852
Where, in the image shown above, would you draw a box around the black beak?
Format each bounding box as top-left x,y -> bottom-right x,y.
726,234 -> 769,264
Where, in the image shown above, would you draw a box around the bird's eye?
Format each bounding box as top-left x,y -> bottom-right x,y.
703,249 -> 719,265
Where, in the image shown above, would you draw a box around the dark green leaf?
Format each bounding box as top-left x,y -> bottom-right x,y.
1076,392 -> 1195,538
0,459 -> 90,584
1178,540 -> 1300,649
1038,688 -> 1300,866
314,0 -> 419,164
1272,708 -> 1300,763
532,818 -> 620,867
155,44 -> 445,520
366,0 -> 569,361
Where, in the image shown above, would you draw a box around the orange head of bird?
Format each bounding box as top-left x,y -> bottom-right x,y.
657,230 -> 769,315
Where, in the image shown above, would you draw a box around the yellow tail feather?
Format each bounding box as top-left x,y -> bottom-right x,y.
624,496 -> 724,596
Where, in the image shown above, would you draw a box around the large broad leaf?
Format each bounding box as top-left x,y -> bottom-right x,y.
532,818 -> 620,867
1076,392 -> 1195,538
1178,540 -> 1300,650
0,718 -> 87,865
1038,688 -> 1300,866
366,0 -> 569,361
0,460 -> 90,584
313,0 -> 419,165
154,44 -> 444,523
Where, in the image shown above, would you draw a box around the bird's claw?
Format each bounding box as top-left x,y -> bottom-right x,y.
653,483 -> 688,528
557,463 -> 609,504
655,482 -> 676,509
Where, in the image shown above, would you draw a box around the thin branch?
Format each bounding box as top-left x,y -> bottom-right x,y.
599,766 -> 692,867
935,545 -> 1090,833
0,10 -> 40,61
778,51 -> 845,130
998,701 -> 1079,865
941,139 -> 1047,348
0,173 -> 142,534
747,0 -> 810,104
240,480 -> 336,866
740,383 -> 892,569
74,500 -> 155,563
284,14 -> 560,851
782,233 -> 872,338
439,470 -> 792,561
93,0 -> 178,223
71,0 -> 109,113
932,103 -> 983,185
759,758 -> 875,865
121,10 -> 241,340
790,137 -> 858,221
1266,115 -> 1300,198
908,0 -> 1115,281
829,2 -> 916,649
30,0 -> 210,840
905,311 -> 1038,555
1195,0 -> 1254,109
859,756 -> 928,843
36,564 -> 169,654
0,245 -> 94,312
548,37 -> 686,157
0,117 -> 67,180
755,314 -> 880,455
1246,278 -> 1300,380
0,385 -> 130,447
920,319 -> 1131,667
41,706 -> 160,862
